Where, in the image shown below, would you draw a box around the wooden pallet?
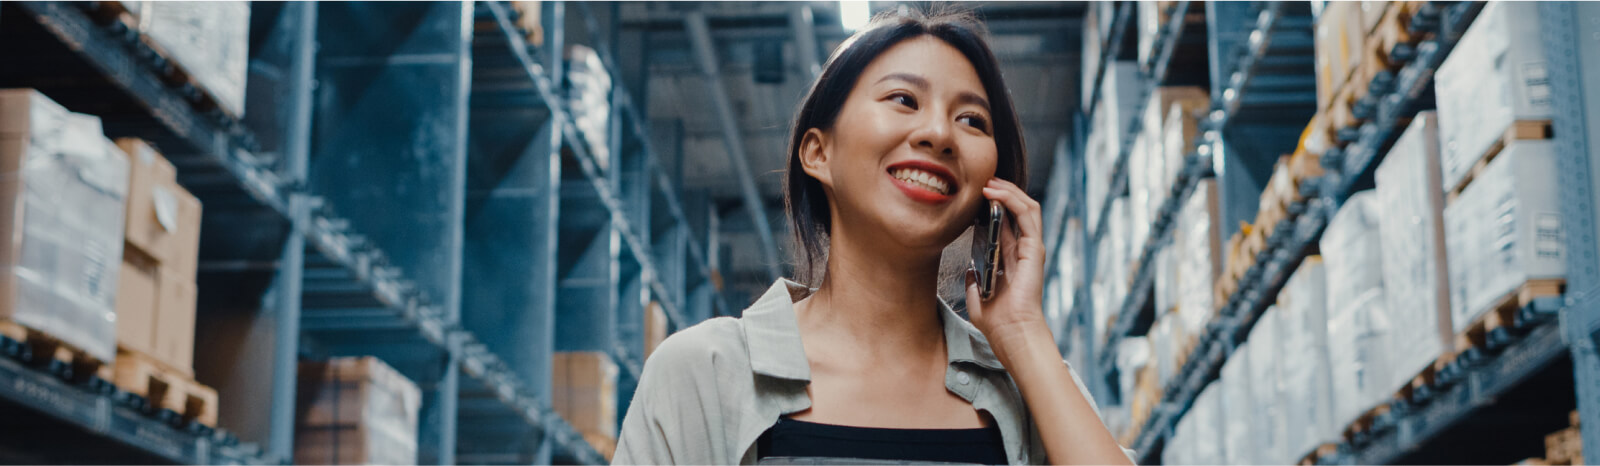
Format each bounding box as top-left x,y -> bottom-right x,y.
0,321 -> 111,382
112,349 -> 218,427
1452,279 -> 1565,355
1447,120 -> 1556,202
1342,400 -> 1392,441
1298,443 -> 1340,466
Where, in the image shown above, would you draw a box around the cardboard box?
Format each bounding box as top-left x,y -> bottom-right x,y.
553,351 -> 618,437
137,2 -> 250,118
115,250 -> 160,358
1444,140 -> 1564,333
116,139 -> 202,282
156,275 -> 197,374
296,357 -> 422,466
1321,190 -> 1394,427
1314,1 -> 1367,113
1435,2 -> 1551,192
1248,305 -> 1289,464
1375,113 -> 1453,399
510,1 -> 543,47
1174,180 -> 1222,335
644,301 -> 668,360
1277,258 -> 1339,460
0,89 -> 127,363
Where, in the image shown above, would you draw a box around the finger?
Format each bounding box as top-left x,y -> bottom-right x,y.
983,180 -> 1043,237
964,268 -> 986,316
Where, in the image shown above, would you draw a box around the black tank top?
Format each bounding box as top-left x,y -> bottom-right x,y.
755,416 -> 1010,465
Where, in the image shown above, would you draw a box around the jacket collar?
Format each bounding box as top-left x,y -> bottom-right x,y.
739,279 -> 1006,382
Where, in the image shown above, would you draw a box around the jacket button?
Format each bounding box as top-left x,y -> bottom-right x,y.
958,372 -> 971,385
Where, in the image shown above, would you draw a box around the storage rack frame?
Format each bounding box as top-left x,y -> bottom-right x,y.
1050,1 -> 1600,464
0,1 -> 733,464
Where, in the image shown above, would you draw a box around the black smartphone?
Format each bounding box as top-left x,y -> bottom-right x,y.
971,200 -> 1006,300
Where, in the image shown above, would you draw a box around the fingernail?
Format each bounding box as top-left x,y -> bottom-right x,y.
965,268 -> 976,285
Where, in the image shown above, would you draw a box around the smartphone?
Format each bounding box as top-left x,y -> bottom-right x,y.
971,200 -> 1006,300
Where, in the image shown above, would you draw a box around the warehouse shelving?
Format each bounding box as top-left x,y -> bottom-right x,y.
1,1 -> 725,464
1064,2 -> 1600,464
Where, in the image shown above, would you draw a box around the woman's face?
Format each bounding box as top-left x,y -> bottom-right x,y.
803,35 -> 1001,252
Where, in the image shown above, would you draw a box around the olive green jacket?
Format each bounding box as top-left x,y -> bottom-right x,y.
613,279 -> 1133,464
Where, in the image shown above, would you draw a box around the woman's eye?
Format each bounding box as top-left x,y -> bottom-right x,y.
960,114 -> 991,132
890,93 -> 918,109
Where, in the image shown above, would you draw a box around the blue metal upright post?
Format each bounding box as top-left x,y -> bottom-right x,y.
1543,1 -> 1600,457
269,2 -> 317,460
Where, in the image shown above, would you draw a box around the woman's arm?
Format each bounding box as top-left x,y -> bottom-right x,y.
968,178 -> 1134,465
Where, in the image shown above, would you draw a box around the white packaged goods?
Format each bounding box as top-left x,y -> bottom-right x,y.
1174,181 -> 1222,339
1190,383 -> 1227,465
1152,312 -> 1179,388
567,45 -> 613,171
1162,96 -> 1209,188
1248,305 -> 1288,464
0,90 -> 129,363
296,357 -> 423,465
1136,1 -> 1160,66
1102,62 -> 1144,163
1375,113 -> 1453,399
1093,199 -> 1129,343
1139,87 -> 1210,220
1154,246 -> 1176,316
1435,1 -> 1550,192
1220,340 -> 1255,465
139,2 -> 251,118
1320,190 -> 1394,429
1277,258 -> 1338,461
1163,393 -> 1194,466
1445,140 -> 1564,333
1129,135 -> 1152,252
1115,336 -> 1151,422
1087,110 -> 1115,230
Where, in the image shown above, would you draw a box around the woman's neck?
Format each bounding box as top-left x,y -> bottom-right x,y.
796,223 -> 947,365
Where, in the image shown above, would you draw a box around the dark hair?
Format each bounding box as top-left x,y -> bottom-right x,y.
783,7 -> 1027,285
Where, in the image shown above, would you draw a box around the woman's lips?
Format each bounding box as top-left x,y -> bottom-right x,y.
889,171 -> 956,203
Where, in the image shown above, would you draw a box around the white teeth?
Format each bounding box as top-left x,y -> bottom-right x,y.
892,168 -> 950,195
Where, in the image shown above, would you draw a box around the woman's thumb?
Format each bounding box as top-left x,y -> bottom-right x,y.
964,268 -> 983,318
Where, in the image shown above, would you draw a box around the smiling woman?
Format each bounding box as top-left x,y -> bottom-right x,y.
613,7 -> 1135,465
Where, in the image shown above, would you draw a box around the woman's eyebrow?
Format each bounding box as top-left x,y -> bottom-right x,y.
955,92 -> 991,113
875,72 -> 930,90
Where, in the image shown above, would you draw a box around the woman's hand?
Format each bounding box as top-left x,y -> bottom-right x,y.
965,178 -> 1136,465
964,178 -> 1050,351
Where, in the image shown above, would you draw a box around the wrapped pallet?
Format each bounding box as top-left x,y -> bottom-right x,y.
138,2 -> 251,118
1375,113 -> 1453,401
1220,340 -> 1255,465
0,89 -> 128,363
1313,0 -> 1367,113
1190,383 -> 1227,465
1173,181 -> 1222,340
1444,140 -> 1564,334
1248,305 -> 1289,464
1138,86 -> 1210,225
1162,95 -> 1210,190
1128,135 -> 1153,252
296,357 -> 422,465
567,45 -> 613,171
114,139 -> 204,376
1277,258 -> 1338,461
1093,197 -> 1132,342
1435,2 -> 1551,192
1321,190 -> 1394,430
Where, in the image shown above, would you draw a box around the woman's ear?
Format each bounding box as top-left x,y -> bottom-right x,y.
799,128 -> 834,188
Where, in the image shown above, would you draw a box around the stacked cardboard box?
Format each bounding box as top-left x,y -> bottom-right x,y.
1277,258 -> 1338,461
1219,339 -> 1255,465
643,301 -> 668,360
553,351 -> 619,461
1320,190 -> 1394,429
296,357 -> 422,465
1249,305 -> 1289,464
1113,336 -> 1151,442
1092,198 -> 1131,342
567,45 -> 613,171
1444,140 -> 1565,334
128,2 -> 251,118
1313,1 -> 1369,116
1375,113 -> 1453,401
510,1 -> 544,47
1130,86 -> 1208,251
1435,2 -> 1551,193
0,89 -> 128,363
114,138 -> 203,376
1173,181 -> 1222,343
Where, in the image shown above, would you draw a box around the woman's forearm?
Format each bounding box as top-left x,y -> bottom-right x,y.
992,324 -> 1134,465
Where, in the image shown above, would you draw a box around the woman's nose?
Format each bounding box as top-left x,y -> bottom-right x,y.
912,114 -> 955,156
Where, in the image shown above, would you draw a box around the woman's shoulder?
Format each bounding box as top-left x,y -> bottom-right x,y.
639,316 -> 752,380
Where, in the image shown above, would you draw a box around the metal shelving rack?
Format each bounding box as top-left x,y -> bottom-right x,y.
1,1 -> 728,464
1056,1 -> 1600,465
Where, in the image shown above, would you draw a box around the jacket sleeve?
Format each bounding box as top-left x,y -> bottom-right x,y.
612,329 -> 732,465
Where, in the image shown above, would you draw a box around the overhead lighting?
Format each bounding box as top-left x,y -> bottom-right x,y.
840,1 -> 870,31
